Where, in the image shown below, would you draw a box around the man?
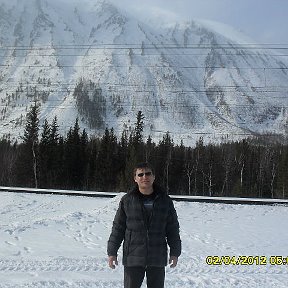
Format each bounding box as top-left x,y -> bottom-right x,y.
107,162 -> 181,288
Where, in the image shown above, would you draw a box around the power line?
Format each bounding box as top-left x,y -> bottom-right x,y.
2,53 -> 288,56
1,102 -> 288,109
1,87 -> 288,96
1,63 -> 288,70
1,43 -> 288,49
2,52 -> 288,57
1,43 -> 288,59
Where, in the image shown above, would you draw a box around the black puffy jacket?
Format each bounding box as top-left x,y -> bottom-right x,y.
107,184 -> 181,267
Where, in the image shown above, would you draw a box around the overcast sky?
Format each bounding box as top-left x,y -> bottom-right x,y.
111,0 -> 287,44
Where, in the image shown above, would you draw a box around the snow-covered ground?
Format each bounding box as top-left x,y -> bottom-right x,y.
0,191 -> 288,287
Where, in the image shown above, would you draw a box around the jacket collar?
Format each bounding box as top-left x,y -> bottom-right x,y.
129,183 -> 166,196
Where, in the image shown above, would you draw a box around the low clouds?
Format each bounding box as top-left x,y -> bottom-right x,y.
110,0 -> 287,44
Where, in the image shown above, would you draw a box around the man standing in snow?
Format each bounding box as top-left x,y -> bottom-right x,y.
107,162 -> 181,288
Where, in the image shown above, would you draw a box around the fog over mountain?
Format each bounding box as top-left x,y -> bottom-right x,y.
1,0 -> 288,145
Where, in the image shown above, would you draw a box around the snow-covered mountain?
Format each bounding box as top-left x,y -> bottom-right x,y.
1,0 -> 288,145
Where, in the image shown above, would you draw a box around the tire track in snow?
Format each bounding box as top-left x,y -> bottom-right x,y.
0,256 -> 287,275
0,257 -> 107,272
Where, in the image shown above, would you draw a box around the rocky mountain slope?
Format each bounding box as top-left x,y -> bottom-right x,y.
0,0 -> 288,144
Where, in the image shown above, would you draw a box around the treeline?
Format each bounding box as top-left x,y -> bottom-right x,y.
0,104 -> 288,199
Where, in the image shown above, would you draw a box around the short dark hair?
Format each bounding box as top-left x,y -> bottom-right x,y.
133,162 -> 155,176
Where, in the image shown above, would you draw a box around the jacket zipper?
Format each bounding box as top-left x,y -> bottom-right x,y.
142,194 -> 159,267
141,201 -> 149,267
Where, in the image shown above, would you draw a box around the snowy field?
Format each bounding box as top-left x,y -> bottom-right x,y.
0,191 -> 288,288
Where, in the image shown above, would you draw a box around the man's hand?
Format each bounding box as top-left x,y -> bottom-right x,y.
169,256 -> 178,268
108,256 -> 118,269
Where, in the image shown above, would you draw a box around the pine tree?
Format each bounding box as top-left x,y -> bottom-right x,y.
156,132 -> 173,193
16,102 -> 40,187
64,128 -> 74,189
133,111 -> 144,146
275,144 -> 288,198
64,118 -> 86,189
130,110 -> 145,162
86,137 -> 99,190
117,129 -> 129,191
145,135 -> 154,162
23,102 -> 40,146
49,116 -> 62,187
80,129 -> 89,189
39,119 -> 51,187
95,128 -> 119,190
193,137 -> 204,195
119,112 -> 146,191
170,140 -> 186,195
0,139 -> 17,186
50,116 -> 59,146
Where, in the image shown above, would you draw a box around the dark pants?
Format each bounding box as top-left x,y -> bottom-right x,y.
124,266 -> 165,288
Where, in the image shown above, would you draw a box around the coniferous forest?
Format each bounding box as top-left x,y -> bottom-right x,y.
1,104 -> 288,199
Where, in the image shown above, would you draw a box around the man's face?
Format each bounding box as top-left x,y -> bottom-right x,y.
134,168 -> 155,191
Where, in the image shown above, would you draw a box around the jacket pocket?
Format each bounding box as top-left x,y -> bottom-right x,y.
124,230 -> 132,255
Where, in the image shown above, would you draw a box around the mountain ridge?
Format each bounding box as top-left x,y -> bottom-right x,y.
0,0 -> 288,145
